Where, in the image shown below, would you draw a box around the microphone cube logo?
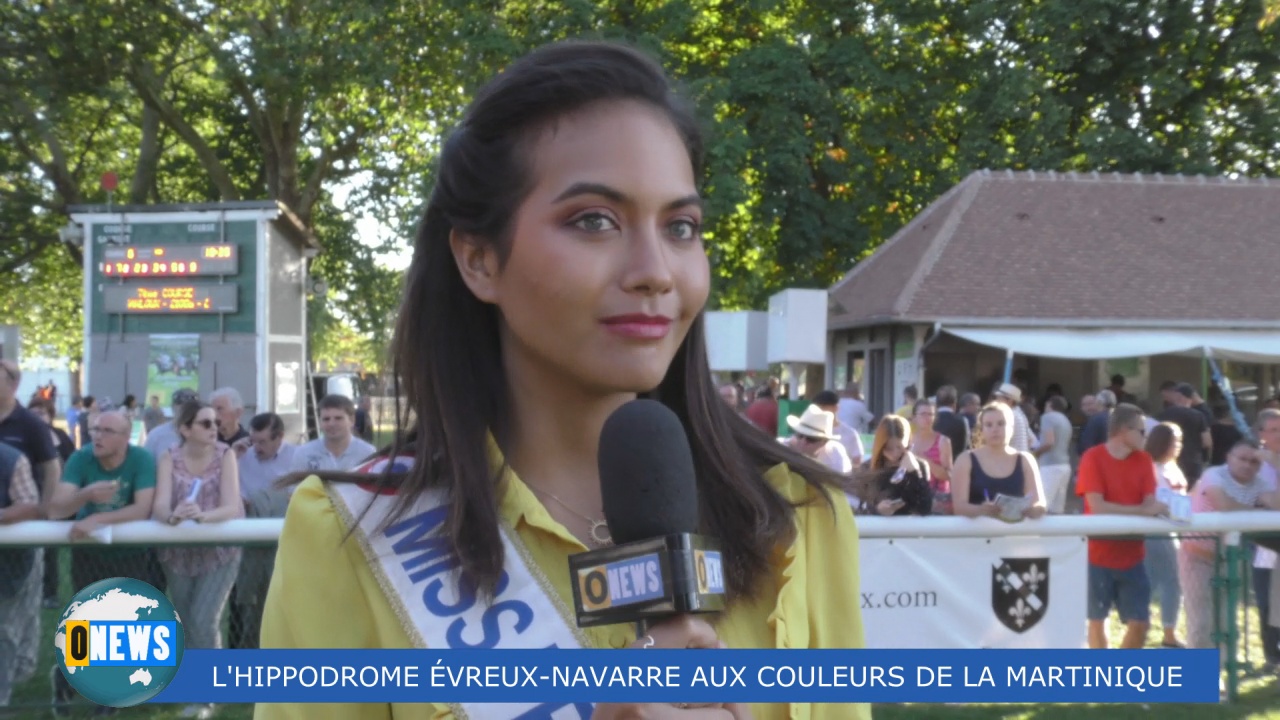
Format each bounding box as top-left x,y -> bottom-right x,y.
53,577 -> 185,707
577,552 -> 665,611
695,550 -> 725,595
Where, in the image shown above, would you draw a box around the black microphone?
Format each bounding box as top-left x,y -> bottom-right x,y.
568,399 -> 726,633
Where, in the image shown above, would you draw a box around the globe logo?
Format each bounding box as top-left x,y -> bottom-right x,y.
53,577 -> 186,707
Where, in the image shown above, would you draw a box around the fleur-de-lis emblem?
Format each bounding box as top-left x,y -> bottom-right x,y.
1008,599 -> 1032,628
1021,564 -> 1046,593
993,557 -> 1049,634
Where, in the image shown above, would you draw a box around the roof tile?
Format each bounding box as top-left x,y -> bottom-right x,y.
829,171 -> 1280,327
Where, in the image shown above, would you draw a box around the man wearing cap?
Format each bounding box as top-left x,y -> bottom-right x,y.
994,383 -> 1034,453
782,406 -> 853,474
144,388 -> 199,460
1158,383 -> 1212,486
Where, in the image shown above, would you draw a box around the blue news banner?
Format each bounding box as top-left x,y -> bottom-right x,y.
151,649 -> 1220,704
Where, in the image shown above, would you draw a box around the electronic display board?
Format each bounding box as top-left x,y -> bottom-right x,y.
100,244 -> 238,277
101,284 -> 238,314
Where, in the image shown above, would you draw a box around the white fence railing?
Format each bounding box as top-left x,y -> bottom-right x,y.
1,511 -> 1278,545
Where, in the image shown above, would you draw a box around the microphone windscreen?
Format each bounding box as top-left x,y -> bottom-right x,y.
598,399 -> 700,544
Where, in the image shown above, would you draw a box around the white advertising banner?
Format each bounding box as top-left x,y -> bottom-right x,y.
858,536 -> 1087,649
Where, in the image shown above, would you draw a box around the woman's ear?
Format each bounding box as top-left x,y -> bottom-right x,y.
449,229 -> 500,304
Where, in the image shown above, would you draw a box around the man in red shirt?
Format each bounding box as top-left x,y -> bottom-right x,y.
1076,403 -> 1168,649
744,380 -> 780,436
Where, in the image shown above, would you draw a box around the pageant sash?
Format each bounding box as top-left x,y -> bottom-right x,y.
328,458 -> 596,720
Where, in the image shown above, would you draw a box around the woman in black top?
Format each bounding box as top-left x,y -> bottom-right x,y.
951,402 -> 1047,520
1208,404 -> 1243,467
851,415 -> 933,516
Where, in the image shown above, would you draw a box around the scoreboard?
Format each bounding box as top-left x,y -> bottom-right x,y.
101,244 -> 238,277
101,285 -> 238,314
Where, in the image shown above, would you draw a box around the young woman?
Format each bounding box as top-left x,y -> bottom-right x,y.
853,415 -> 933,516
151,402 -> 243,694
909,398 -> 952,504
256,41 -> 867,720
1144,422 -> 1186,648
950,403 -> 1047,521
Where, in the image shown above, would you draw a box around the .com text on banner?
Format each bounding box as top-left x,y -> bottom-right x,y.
858,536 -> 1088,648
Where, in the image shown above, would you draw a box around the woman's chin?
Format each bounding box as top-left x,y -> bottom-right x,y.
589,364 -> 674,396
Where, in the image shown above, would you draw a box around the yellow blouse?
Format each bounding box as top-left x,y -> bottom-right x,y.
253,458 -> 871,720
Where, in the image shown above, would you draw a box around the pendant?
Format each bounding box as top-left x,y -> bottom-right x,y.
588,519 -> 613,548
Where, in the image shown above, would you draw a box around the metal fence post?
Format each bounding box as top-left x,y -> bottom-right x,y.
1223,532 -> 1243,703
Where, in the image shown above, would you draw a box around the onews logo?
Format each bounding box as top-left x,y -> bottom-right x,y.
54,577 -> 185,707
576,552 -> 665,612
63,619 -> 178,667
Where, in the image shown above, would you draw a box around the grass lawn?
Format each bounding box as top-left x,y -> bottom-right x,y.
372,427 -> 396,450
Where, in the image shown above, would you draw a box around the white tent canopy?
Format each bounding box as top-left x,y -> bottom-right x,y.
944,327 -> 1280,363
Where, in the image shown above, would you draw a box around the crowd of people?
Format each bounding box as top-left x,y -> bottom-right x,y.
0,358 -> 377,718
3,345 -> 1278,714
721,372 -> 1280,667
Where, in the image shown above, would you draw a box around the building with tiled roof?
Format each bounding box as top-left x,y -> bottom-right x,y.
825,169 -> 1280,421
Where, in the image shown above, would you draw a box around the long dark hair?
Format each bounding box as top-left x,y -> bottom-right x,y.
331,41 -> 842,602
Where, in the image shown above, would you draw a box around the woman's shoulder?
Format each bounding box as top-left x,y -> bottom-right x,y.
762,461 -> 836,504
280,475 -> 348,542
753,462 -> 865,655
761,462 -> 858,539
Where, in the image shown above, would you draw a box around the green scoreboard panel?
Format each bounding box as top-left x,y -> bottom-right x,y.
90,220 -> 257,334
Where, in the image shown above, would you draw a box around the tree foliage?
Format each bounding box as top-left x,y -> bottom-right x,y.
3,0 -> 1279,361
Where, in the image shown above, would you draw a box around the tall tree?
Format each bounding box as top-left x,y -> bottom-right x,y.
1,0 -> 461,362
4,0 -> 1279,353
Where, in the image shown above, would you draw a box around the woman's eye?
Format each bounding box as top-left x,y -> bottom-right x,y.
571,213 -> 618,233
668,219 -> 700,241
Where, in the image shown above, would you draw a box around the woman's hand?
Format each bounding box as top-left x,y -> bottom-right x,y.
169,502 -> 200,524
590,616 -> 754,719
898,452 -> 918,474
876,499 -> 905,516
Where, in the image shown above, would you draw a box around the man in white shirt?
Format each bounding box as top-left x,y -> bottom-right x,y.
236,413 -> 298,501
813,390 -> 863,466
144,388 -> 199,460
837,386 -> 874,434
1254,408 -> 1280,668
1034,396 -> 1074,513
231,412 -> 296,650
782,405 -> 852,474
290,395 -> 376,474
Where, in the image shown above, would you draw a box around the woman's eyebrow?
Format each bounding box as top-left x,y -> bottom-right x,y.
552,181 -> 702,211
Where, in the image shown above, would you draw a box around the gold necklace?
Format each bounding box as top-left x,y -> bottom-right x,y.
527,485 -> 613,548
